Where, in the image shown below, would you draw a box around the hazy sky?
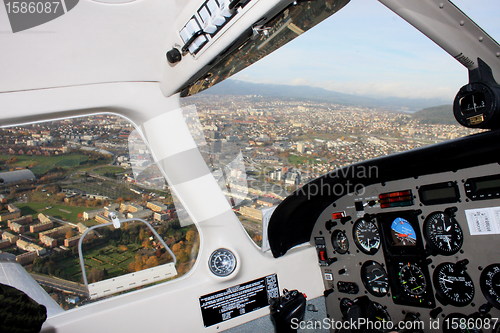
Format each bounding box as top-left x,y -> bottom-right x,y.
233,0 -> 499,101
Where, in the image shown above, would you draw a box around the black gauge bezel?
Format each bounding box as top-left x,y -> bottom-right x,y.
208,248 -> 237,277
387,260 -> 435,308
423,211 -> 463,256
331,229 -> 349,254
360,260 -> 389,297
399,262 -> 427,297
480,263 -> 500,309
352,218 -> 381,255
433,262 -> 475,307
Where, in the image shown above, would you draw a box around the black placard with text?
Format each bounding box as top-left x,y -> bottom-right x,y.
199,274 -> 279,327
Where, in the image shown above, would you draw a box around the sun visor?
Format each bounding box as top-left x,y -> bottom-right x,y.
176,0 -> 350,97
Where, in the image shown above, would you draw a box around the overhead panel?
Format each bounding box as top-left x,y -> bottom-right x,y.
179,0 -> 251,55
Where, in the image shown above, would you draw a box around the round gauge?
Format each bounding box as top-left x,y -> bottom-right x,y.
443,313 -> 482,333
369,301 -> 391,323
423,211 -> 463,255
480,263 -> 500,309
331,230 -> 349,254
208,248 -> 237,277
433,262 -> 475,307
390,217 -> 417,246
399,262 -> 427,296
453,81 -> 499,129
352,218 -> 381,255
343,297 -> 391,330
361,261 -> 389,297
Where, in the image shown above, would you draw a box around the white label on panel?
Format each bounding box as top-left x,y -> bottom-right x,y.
465,206 -> 500,235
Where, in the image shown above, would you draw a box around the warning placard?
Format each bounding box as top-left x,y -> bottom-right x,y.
465,206 -> 500,235
199,274 -> 279,327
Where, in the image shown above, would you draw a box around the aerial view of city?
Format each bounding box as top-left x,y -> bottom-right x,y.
0,115 -> 199,309
184,93 -> 482,241
0,93 -> 482,310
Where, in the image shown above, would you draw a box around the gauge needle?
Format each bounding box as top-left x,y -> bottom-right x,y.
369,275 -> 383,283
445,238 -> 452,250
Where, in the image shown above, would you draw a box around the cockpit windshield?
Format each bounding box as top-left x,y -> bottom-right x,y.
180,0 -> 497,246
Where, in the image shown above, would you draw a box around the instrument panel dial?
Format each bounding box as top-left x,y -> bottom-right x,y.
331,230 -> 349,254
480,263 -> 500,309
399,262 -> 427,297
433,262 -> 475,307
352,218 -> 381,255
361,260 -> 389,297
423,211 -> 463,255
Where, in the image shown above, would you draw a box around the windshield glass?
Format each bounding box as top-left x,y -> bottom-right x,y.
182,0 -> 494,247
0,115 -> 199,309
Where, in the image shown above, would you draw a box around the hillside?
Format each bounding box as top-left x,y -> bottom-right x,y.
412,105 -> 456,125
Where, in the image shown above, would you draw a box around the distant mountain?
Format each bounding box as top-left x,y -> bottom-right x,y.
199,79 -> 449,112
412,105 -> 456,125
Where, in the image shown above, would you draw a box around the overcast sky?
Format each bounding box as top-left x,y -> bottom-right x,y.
233,0 -> 499,101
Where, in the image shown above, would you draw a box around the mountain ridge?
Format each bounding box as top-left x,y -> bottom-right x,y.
199,79 -> 449,112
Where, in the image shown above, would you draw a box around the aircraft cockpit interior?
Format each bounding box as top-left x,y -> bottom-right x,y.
0,0 -> 499,332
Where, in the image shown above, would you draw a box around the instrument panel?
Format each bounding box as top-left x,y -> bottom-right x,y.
311,162 -> 500,331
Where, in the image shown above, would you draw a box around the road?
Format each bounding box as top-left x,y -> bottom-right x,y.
30,272 -> 88,297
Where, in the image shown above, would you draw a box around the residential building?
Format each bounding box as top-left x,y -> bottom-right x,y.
16,251 -> 37,265
239,206 -> 262,221
147,201 -> 168,212
0,204 -> 21,222
83,208 -> 104,221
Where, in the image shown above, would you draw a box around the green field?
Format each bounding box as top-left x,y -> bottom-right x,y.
0,153 -> 90,175
288,154 -> 320,166
16,202 -> 88,222
93,166 -> 126,176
